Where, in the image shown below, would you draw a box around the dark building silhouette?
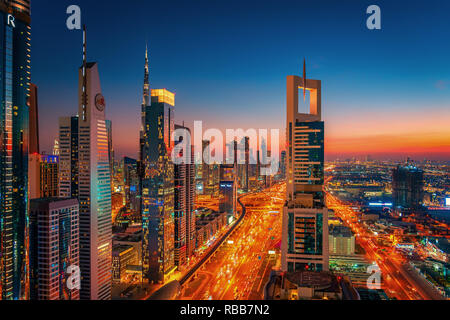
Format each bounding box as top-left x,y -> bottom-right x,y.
392,165 -> 424,210
174,124 -> 196,267
29,83 -> 39,154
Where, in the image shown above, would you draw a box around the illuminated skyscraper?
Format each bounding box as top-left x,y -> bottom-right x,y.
58,116 -> 79,199
141,88 -> 175,283
140,47 -> 176,283
280,151 -> 287,179
1,0 -> 30,15
39,155 -> 58,198
237,137 -> 249,192
28,83 -> 38,154
174,124 -> 196,267
219,180 -> 237,225
0,0 -> 31,300
74,27 -> 112,299
123,157 -> 139,213
281,71 -> 329,272
29,198 -> 79,300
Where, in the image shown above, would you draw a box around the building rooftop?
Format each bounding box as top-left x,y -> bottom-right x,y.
330,225 -> 353,237
112,244 -> 134,255
284,271 -> 339,291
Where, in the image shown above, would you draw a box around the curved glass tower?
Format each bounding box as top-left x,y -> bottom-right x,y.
0,0 -> 31,300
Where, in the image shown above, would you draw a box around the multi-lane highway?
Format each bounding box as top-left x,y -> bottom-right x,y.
326,192 -> 444,300
181,183 -> 285,300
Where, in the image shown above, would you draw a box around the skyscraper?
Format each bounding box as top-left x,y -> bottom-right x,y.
58,116 -> 79,198
123,156 -> 140,213
237,136 -> 250,192
280,150 -> 287,179
281,71 -> 329,273
28,83 -> 39,154
174,124 -> 196,267
75,27 -> 112,299
30,154 -> 59,200
0,0 -> 31,300
140,47 -> 176,283
39,155 -> 58,198
28,83 -> 40,200
219,180 -> 237,225
29,198 -> 79,300
392,164 -> 424,210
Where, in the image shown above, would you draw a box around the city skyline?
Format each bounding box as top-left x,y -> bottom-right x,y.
0,0 -> 449,304
32,0 -> 450,161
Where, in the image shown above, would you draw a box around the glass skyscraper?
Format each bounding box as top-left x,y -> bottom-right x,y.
141,88 -> 176,283
392,164 -> 424,210
29,198 -> 80,300
0,0 -> 31,300
140,48 -> 176,283
281,73 -> 329,273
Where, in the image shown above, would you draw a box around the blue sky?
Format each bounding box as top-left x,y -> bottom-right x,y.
32,0 -> 450,159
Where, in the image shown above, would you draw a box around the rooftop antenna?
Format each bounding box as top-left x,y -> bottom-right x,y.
82,25 -> 87,121
302,58 -> 307,102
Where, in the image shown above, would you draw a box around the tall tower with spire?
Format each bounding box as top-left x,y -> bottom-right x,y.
139,45 -> 150,165
77,26 -> 112,300
139,44 -> 176,283
281,64 -> 329,273
143,45 -> 150,107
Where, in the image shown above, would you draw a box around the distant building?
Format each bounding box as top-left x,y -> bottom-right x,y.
58,116 -> 79,199
392,165 -> 424,210
114,230 -> 143,263
123,157 -> 140,213
280,151 -> 287,179
237,136 -> 250,192
112,245 -> 138,283
29,153 -> 42,200
265,271 -> 359,300
219,180 -> 237,225
174,124 -> 196,267
357,288 -> 389,300
29,83 -> 39,154
40,155 -> 59,198
195,210 -> 227,250
329,225 -> 355,256
29,198 -> 80,300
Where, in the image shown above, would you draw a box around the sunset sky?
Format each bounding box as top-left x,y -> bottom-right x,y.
32,0 -> 450,161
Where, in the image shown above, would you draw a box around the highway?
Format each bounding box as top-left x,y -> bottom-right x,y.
181,183 -> 285,300
180,194 -> 249,286
326,192 -> 443,300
